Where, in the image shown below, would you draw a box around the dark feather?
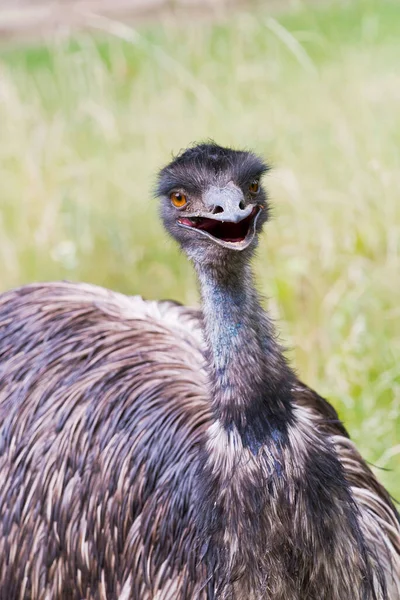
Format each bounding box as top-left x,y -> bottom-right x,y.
0,282 -> 398,599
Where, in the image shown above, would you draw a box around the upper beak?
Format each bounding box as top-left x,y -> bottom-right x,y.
199,184 -> 252,223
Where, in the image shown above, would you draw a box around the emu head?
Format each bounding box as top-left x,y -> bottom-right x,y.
157,143 -> 270,265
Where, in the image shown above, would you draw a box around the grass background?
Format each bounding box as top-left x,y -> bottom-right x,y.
0,0 -> 399,497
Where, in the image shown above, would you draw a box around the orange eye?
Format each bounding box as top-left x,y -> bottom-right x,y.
249,179 -> 260,194
171,192 -> 187,208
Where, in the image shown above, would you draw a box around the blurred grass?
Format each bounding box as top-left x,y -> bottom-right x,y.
0,0 -> 399,496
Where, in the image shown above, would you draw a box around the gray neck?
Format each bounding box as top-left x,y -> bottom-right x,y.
196,258 -> 293,440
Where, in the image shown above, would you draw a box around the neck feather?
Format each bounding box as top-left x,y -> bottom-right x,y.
196,258 -> 294,451
193,256 -> 376,600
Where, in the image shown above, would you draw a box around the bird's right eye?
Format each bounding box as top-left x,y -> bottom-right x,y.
171,192 -> 187,208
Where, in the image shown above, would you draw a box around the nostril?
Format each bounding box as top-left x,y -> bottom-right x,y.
239,200 -> 245,210
213,205 -> 224,214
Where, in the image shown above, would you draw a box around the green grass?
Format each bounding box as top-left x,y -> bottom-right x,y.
0,0 -> 399,497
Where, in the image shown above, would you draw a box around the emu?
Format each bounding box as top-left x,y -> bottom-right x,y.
0,143 -> 399,600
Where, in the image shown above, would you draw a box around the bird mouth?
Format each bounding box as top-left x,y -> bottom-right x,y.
177,206 -> 260,249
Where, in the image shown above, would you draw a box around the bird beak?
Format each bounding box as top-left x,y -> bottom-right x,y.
176,184 -> 263,250
202,185 -> 253,223
177,204 -> 261,251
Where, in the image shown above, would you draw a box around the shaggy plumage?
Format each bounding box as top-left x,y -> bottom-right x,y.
0,143 -> 399,600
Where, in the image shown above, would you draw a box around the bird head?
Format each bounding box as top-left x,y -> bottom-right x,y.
156,143 -> 270,265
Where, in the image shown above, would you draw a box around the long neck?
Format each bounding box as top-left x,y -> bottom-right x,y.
196,257 -> 294,450
194,256 -> 296,593
194,257 -> 375,600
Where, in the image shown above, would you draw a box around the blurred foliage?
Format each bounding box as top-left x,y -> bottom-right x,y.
0,0 -> 399,495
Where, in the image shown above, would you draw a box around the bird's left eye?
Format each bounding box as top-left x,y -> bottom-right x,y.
171,192 -> 187,208
249,180 -> 259,194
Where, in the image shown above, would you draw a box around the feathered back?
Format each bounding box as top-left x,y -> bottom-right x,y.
0,281 -> 399,599
0,282 -> 210,599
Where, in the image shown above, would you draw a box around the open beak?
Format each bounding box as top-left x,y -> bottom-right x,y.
177,205 -> 261,249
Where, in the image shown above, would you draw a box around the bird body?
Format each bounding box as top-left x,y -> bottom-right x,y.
0,283 -> 209,599
0,143 -> 399,599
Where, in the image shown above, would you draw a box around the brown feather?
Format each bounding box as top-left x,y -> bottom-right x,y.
0,281 -> 398,599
